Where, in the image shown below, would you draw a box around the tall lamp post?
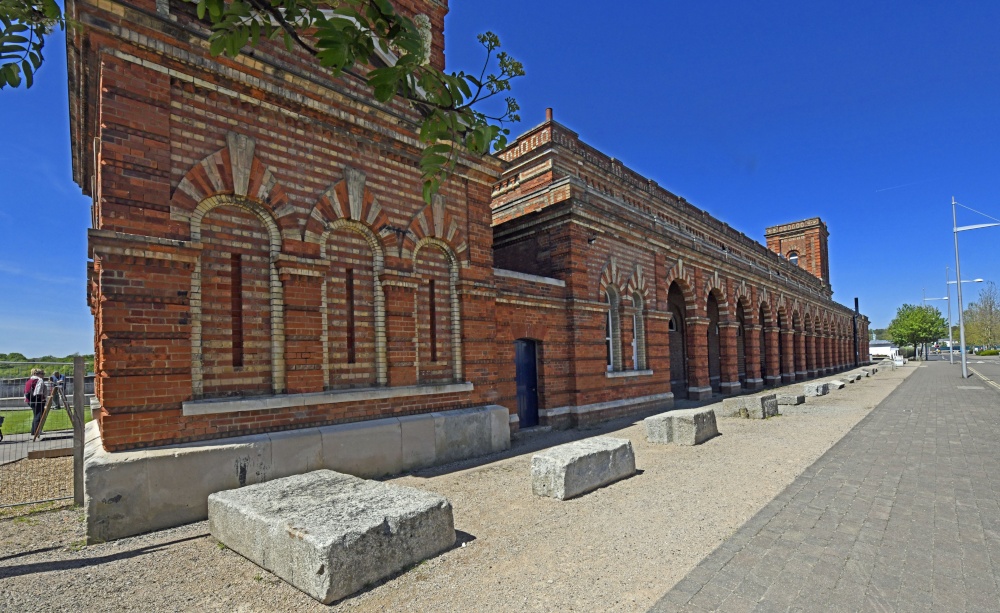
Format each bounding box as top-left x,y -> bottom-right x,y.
944,268 -> 984,365
953,197 -> 1000,378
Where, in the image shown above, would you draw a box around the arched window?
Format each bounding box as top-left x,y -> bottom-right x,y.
787,251 -> 799,266
632,292 -> 647,370
605,289 -> 622,372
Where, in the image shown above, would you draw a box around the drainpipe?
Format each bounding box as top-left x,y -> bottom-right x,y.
852,297 -> 860,366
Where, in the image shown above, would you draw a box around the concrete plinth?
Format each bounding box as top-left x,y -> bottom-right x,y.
531,437 -> 636,500
84,405 -> 510,543
687,386 -> 714,401
644,408 -> 719,446
208,470 -> 455,604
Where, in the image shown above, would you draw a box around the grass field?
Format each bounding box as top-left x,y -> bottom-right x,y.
0,408 -> 93,436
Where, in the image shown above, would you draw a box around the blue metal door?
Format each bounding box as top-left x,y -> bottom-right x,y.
515,339 -> 539,428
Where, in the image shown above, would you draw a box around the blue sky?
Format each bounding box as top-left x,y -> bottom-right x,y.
2,1 -> 999,355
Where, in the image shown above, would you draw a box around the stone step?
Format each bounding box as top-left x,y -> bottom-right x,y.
208,470 -> 455,604
531,437 -> 636,500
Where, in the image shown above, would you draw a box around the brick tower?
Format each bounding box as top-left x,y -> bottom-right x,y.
764,218 -> 831,294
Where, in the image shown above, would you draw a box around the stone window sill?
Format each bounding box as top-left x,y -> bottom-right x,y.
605,369 -> 654,379
182,382 -> 474,416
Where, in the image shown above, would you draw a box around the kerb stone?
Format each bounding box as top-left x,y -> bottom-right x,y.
804,383 -> 829,397
644,408 -> 719,446
777,394 -> 805,406
208,470 -> 455,604
531,437 -> 635,500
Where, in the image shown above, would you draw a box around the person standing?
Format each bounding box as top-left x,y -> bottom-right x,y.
24,368 -> 47,437
50,371 -> 65,409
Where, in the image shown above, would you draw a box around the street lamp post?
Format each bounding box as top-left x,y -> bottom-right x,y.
945,269 -> 984,365
952,196 -> 1000,378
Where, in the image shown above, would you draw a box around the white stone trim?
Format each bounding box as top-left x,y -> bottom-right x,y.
509,413 -> 520,424
493,268 -> 566,287
687,386 -> 713,395
182,382 -> 474,416
605,370 -> 654,379
539,392 -> 674,418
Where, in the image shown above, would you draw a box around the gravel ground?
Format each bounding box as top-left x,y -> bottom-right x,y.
0,364 -> 914,612
0,457 -> 73,507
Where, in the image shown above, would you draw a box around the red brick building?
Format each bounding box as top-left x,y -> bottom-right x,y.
69,0 -> 867,454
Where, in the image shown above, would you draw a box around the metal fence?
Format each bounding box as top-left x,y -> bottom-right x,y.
0,361 -> 90,509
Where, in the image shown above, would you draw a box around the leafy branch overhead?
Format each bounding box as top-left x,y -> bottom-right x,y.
193,0 -> 523,202
0,0 -> 62,88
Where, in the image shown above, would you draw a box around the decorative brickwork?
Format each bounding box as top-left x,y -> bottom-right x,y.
71,0 -> 869,452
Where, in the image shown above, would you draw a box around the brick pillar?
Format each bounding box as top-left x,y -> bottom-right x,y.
824,335 -> 833,374
381,274 -> 417,386
719,322 -> 740,395
794,329 -> 807,381
745,324 -> 764,390
685,316 -> 712,400
764,326 -> 781,387
780,329 -> 795,384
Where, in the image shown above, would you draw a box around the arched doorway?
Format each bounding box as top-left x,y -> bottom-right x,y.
759,304 -> 769,385
707,293 -> 721,393
514,339 -> 539,428
736,302 -> 747,387
777,310 -> 787,383
668,282 -> 688,399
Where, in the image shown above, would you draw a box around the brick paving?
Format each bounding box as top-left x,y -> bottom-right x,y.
650,361 -> 1000,612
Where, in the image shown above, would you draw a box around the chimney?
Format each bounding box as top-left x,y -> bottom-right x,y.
545,108 -> 553,122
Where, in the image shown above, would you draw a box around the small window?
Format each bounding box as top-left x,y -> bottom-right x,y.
668,317 -> 677,332
787,251 -> 799,266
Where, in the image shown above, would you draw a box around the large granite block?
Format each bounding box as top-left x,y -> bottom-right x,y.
208,470 -> 455,604
777,394 -> 805,406
804,383 -> 829,397
828,380 -> 846,389
531,437 -> 635,500
722,394 -> 779,419
644,408 -> 719,446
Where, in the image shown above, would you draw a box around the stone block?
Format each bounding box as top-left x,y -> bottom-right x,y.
777,394 -> 805,406
803,382 -> 829,397
531,437 -> 636,500
722,394 -> 779,419
828,380 -> 846,389
433,405 -> 511,465
208,470 -> 455,604
320,418 -> 403,479
644,408 -> 719,446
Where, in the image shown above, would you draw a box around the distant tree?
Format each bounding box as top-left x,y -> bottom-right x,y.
1,0 -> 524,203
887,304 -> 947,358
964,282 -> 1000,348
870,328 -> 891,341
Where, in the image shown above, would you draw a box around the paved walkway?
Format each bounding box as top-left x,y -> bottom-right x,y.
651,361 -> 1000,612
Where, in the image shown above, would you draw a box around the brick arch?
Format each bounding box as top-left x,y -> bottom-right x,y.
189,194 -> 285,398
734,279 -> 752,308
599,257 -> 627,299
319,218 -> 388,387
304,166 -> 393,248
413,237 -> 463,381
402,195 -> 468,262
664,258 -> 697,309
624,265 -> 651,304
171,132 -> 294,236
704,271 -> 730,318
